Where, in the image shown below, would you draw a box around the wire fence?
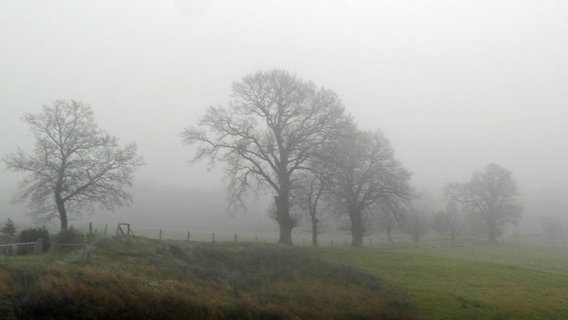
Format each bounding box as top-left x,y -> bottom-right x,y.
70,222 -> 400,248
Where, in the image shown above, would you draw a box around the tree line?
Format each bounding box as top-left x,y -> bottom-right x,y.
3,69 -> 523,246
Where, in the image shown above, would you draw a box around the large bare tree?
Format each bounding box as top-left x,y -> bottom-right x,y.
4,100 -> 143,232
182,70 -> 347,244
320,128 -> 413,247
445,163 -> 522,242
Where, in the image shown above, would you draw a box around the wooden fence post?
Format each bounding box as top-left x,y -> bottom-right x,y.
187,231 -> 191,243
159,229 -> 162,241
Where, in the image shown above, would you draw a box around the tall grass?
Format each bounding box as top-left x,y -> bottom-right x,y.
0,238 -> 422,319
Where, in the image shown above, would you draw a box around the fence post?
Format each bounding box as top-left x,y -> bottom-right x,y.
89,222 -> 93,235
104,224 -> 108,237
159,229 -> 162,241
187,231 -> 191,243
234,234 -> 238,243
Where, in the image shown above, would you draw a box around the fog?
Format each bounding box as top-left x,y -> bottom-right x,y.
1,1 -> 567,236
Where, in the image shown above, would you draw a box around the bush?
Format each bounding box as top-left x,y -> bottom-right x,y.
55,229 -> 81,244
18,228 -> 50,253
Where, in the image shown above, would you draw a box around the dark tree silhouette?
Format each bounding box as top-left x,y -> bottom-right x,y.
445,163 -> 522,242
319,128 -> 413,247
1,218 -> 16,236
182,70 -> 348,244
293,172 -> 326,247
4,100 -> 143,232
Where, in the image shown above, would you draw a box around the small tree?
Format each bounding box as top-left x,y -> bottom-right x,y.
431,210 -> 449,240
446,200 -> 462,246
445,163 -> 522,242
539,215 -> 565,242
1,218 -> 17,236
371,199 -> 405,243
4,101 -> 144,232
292,172 -> 326,247
401,207 -> 429,247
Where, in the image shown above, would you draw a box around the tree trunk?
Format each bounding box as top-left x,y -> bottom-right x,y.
275,191 -> 294,245
311,216 -> 318,247
487,215 -> 498,243
350,208 -> 364,247
278,222 -> 293,245
55,194 -> 68,232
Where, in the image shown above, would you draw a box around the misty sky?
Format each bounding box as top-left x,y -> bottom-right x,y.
1,1 -> 567,230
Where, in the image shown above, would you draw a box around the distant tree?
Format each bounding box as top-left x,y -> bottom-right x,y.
183,70 -> 348,245
539,215 -> 565,242
445,200 -> 462,246
319,128 -> 413,247
431,210 -> 449,240
292,172 -> 326,247
401,207 -> 429,247
4,100 -> 144,232
445,163 -> 522,242
1,218 -> 16,236
371,199 -> 405,243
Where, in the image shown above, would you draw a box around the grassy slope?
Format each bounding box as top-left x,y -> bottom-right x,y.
315,244 -> 568,320
0,238 -> 421,320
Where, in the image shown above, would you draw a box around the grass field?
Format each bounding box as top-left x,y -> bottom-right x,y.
314,243 -> 568,319
2,235 -> 568,319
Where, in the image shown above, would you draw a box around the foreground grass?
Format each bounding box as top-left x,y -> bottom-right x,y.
0,238 -> 421,319
315,244 -> 568,320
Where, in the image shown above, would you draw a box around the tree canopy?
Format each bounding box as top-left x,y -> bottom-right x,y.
319,128 -> 413,247
4,100 -> 143,232
445,163 -> 522,242
183,70 -> 349,244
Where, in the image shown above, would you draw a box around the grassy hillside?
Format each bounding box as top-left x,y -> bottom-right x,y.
316,244 -> 568,319
0,238 -> 421,319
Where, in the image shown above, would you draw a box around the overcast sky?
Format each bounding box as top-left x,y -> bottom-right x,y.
1,0 -> 567,229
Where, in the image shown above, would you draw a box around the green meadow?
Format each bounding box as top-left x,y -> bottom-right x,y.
315,243 -> 568,319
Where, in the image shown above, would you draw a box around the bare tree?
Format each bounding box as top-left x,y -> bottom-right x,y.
539,215 -> 565,242
320,128 -> 413,247
445,200 -> 462,246
431,210 -> 449,240
401,207 -> 429,247
370,199 -> 405,243
292,172 -> 326,247
4,100 -> 143,232
182,70 -> 347,244
445,163 -> 522,242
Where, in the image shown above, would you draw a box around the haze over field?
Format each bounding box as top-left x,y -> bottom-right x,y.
1,1 -> 567,235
